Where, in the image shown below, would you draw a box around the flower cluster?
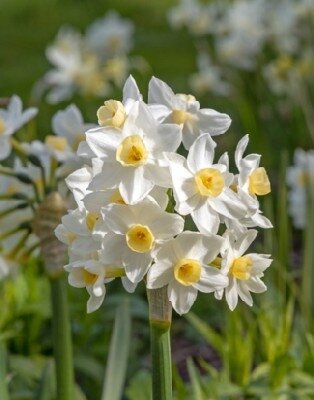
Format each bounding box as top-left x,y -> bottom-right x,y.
35,11 -> 146,103
168,0 -> 314,97
0,97 -> 92,277
57,76 -> 272,314
287,148 -> 314,229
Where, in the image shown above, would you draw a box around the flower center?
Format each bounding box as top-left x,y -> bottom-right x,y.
0,118 -> 6,135
230,256 -> 252,280
126,224 -> 154,253
176,93 -> 196,103
248,167 -> 271,196
97,100 -> 126,128
45,135 -> 68,152
109,190 -> 126,205
83,269 -> 98,285
171,109 -> 192,125
116,135 -> 148,167
174,258 -> 201,286
86,212 -> 99,231
195,168 -> 225,197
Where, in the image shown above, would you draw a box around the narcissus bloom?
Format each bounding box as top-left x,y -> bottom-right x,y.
166,133 -> 246,234
99,201 -> 184,283
147,231 -> 228,315
148,76 -> 231,149
215,229 -> 272,310
86,101 -> 181,204
0,96 -> 37,160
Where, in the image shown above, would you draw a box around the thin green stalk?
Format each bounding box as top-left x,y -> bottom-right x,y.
147,287 -> 172,400
0,341 -> 9,400
50,276 -> 74,400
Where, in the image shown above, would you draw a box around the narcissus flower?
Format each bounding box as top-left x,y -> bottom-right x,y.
148,76 -> 231,149
147,231 -> 228,315
215,229 -> 272,310
166,133 -> 246,234
0,96 -> 37,160
99,201 -> 184,283
86,101 -> 181,204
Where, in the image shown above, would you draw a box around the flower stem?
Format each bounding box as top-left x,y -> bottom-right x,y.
50,276 -> 74,400
147,287 -> 172,400
0,341 -> 9,400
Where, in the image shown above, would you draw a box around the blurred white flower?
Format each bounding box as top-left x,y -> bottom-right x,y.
0,95 -> 37,160
287,148 -> 314,228
189,52 -> 230,96
86,11 -> 134,59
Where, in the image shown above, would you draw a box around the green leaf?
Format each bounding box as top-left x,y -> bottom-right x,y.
186,358 -> 205,400
126,370 -> 152,400
101,296 -> 131,400
185,313 -> 224,355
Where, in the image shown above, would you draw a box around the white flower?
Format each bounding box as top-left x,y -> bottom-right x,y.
215,229 -> 272,310
286,148 -> 314,228
0,96 -> 37,160
233,135 -> 272,229
148,76 -> 231,149
147,231 -> 228,315
166,133 -> 247,234
86,101 -> 181,204
43,27 -> 110,104
64,259 -> 112,313
189,52 -> 230,97
52,104 -> 95,155
85,11 -> 134,59
99,201 -> 184,283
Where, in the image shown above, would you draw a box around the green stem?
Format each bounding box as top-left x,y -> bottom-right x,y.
50,276 -> 74,400
148,287 -> 172,400
0,341 -> 9,400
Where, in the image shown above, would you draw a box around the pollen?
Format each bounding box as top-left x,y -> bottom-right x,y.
230,256 -> 252,280
45,135 -> 68,152
109,190 -> 126,205
116,135 -> 148,167
86,212 -> 99,231
248,167 -> 271,196
83,269 -> 98,285
97,100 -> 126,128
195,168 -> 225,197
126,224 -> 154,253
0,118 -> 6,135
174,258 -> 201,286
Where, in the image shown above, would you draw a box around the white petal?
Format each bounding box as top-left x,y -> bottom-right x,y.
119,167 -> 154,204
237,282 -> 253,306
234,230 -> 258,256
99,233 -> 126,263
225,278 -> 239,311
187,133 -> 216,173
86,128 -> 120,160
148,76 -> 175,108
168,281 -> 198,315
194,266 -> 228,293
0,138 -> 12,161
191,201 -> 220,235
149,212 -> 184,240
123,75 -> 142,102
123,248 -> 152,283
198,108 -> 231,136
235,135 -> 249,170
146,261 -> 173,289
